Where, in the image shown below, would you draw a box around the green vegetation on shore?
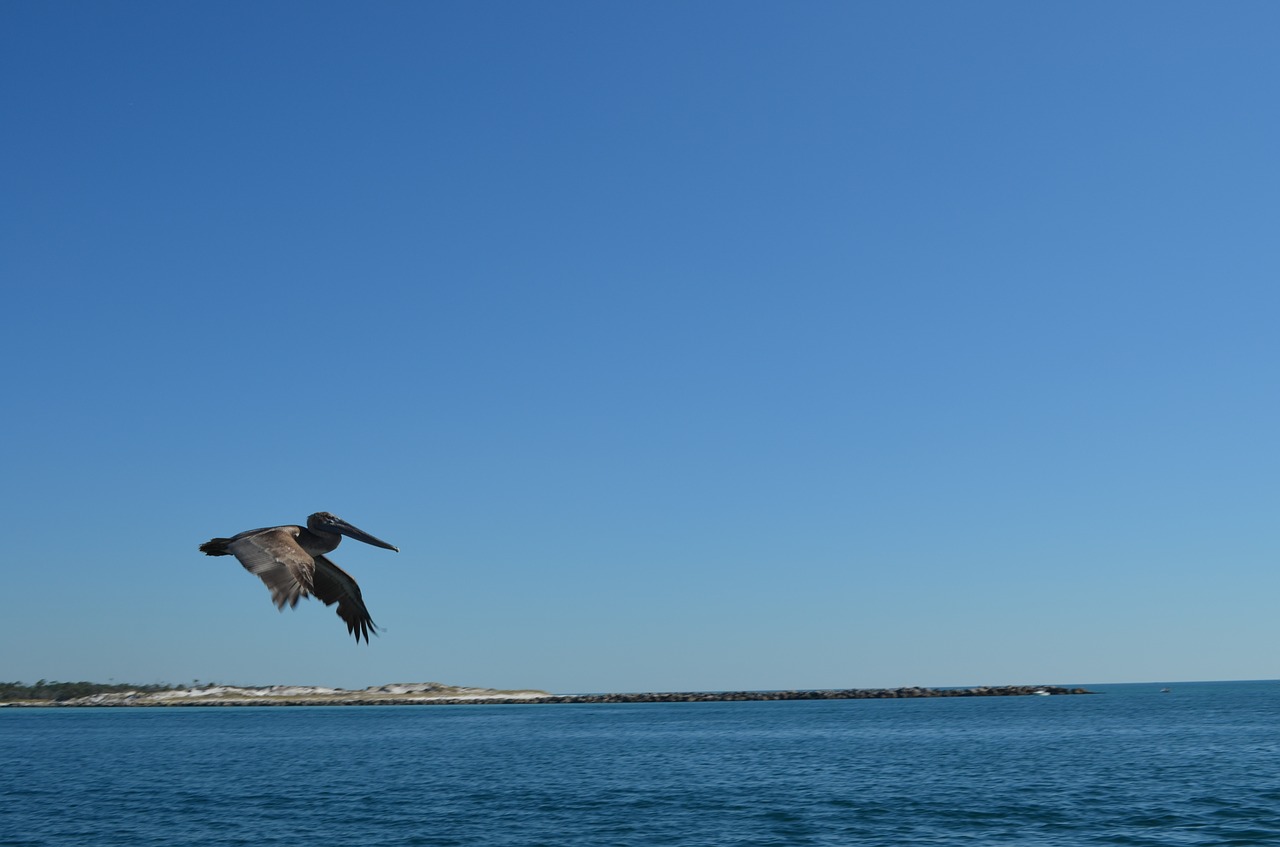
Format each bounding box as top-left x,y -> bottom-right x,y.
0,680 -> 186,702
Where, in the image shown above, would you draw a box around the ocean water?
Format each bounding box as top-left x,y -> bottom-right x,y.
2,680 -> 1278,846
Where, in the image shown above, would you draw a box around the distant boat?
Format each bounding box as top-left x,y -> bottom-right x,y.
1032,689 -> 1050,696
1160,688 -> 1171,694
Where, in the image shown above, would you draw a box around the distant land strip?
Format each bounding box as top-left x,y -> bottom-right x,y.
2,683 -> 1093,707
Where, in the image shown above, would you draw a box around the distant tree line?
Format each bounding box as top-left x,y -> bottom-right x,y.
0,680 -> 187,702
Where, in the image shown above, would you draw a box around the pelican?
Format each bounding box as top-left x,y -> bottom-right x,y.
200,512 -> 399,643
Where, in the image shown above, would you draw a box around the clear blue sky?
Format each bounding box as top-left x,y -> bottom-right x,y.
3,2 -> 1277,694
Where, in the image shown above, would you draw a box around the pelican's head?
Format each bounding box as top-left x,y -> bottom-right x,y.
307,512 -> 400,552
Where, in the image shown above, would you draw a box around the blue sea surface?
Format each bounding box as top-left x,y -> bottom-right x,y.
3,680 -> 1279,846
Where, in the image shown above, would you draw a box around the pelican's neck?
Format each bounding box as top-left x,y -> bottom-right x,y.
299,527 -> 342,557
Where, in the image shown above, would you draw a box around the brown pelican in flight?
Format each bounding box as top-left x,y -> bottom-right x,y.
200,512 -> 399,643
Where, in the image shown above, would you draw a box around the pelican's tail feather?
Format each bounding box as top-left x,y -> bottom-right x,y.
200,538 -> 232,556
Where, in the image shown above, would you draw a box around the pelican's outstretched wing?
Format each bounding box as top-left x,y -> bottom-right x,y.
226,528 -> 316,610
312,554 -> 377,643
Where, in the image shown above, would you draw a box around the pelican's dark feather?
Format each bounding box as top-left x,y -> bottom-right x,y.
312,554 -> 377,643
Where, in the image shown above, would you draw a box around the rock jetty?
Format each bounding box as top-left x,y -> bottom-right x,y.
376,685 -> 1091,707
511,685 -> 1091,705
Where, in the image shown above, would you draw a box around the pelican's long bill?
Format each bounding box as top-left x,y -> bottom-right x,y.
330,517 -> 400,552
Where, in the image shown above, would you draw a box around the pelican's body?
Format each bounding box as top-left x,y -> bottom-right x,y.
200,512 -> 399,643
